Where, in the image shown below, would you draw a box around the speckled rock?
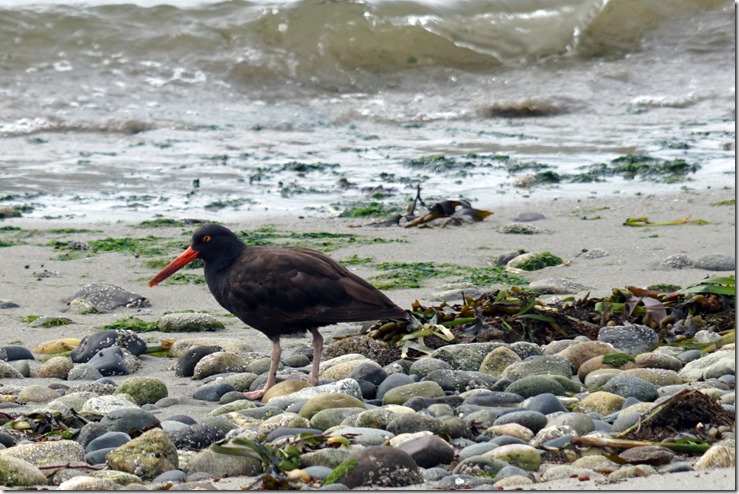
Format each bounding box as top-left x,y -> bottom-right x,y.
608,464 -> 658,480
0,360 -> 24,378
169,337 -> 252,357
68,283 -> 149,310
0,456 -> 47,487
634,352 -> 684,372
99,408 -> 160,435
311,407 -> 366,430
80,394 -> 138,415
485,444 -> 541,471
115,376 -> 168,405
36,356 -> 74,379
658,254 -> 693,270
157,312 -> 224,332
106,428 -> 178,479
265,379 -> 363,409
86,346 -> 130,376
0,440 -> 85,467
502,355 -> 573,381
430,342 -> 506,371
528,278 -> 587,294
505,375 -> 567,398
71,329 -> 147,363
601,374 -> 658,401
694,443 -> 735,469
192,351 -> 248,379
67,364 -> 104,381
618,445 -> 675,466
327,427 -> 395,446
57,475 -> 119,490
575,391 -> 625,415
186,448 -> 263,477
175,345 -> 224,377
693,254 -> 735,271
326,446 -> 422,488
622,368 -> 683,386
557,341 -> 617,370
578,354 -> 638,380
409,357 -> 453,378
393,433 -> 455,468
257,412 -> 311,436
679,350 -> 735,381
17,384 -> 61,403
479,346 -> 522,377
598,325 -> 658,355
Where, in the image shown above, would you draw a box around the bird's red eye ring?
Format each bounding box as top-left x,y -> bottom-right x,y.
202,235 -> 212,243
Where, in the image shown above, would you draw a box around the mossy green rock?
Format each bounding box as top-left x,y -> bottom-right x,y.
311,407 -> 367,431
0,456 -> 47,487
115,377 -> 168,405
381,381 -> 445,405
299,393 -> 367,420
479,346 -> 522,378
505,375 -> 567,398
485,444 -> 541,471
0,440 -> 85,467
106,429 -> 178,479
30,316 -> 75,328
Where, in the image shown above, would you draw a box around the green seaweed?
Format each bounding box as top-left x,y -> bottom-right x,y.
341,255 -> 374,266
577,155 -> 700,183
88,236 -> 175,257
20,315 -> 41,323
602,352 -> 635,367
136,218 -> 192,228
160,273 -> 207,285
100,317 -> 158,332
370,262 -> 529,290
516,252 -> 563,271
710,199 -> 735,207
338,201 -> 402,218
323,458 -> 358,486
0,240 -> 13,247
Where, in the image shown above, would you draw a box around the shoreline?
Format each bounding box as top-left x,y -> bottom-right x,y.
0,187 -> 735,490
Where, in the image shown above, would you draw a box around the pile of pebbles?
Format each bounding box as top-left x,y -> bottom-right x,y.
0,322 -> 735,489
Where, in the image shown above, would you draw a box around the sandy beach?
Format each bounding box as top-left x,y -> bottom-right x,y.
0,187 -> 735,490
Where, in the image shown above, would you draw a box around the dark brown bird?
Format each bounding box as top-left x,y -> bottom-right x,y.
148,224 -> 408,400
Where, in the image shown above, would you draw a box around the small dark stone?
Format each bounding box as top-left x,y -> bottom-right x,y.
85,431 -> 132,453
495,464 -> 531,481
395,435 -> 454,468
601,374 -> 658,402
349,362 -> 388,386
493,410 -> 548,434
376,373 -> 415,401
0,431 -> 17,448
192,382 -> 236,402
403,395 -> 464,412
423,369 -> 498,393
462,391 -> 523,407
357,379 -> 377,399
71,329 -> 147,363
618,445 -> 675,466
489,435 -> 528,447
175,345 -> 224,377
1,346 -> 35,361
85,447 -> 116,465
386,414 -> 445,436
99,408 -> 160,437
163,414 -> 198,426
0,300 -> 20,309
86,346 -> 130,376
169,423 -> 226,451
151,470 -> 187,484
513,212 -> 546,222
76,422 -> 109,449
524,393 -> 567,415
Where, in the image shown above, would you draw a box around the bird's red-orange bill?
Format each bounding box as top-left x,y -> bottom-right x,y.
148,246 -> 199,287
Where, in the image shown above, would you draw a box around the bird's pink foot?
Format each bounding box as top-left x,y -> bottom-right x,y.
244,389 -> 266,400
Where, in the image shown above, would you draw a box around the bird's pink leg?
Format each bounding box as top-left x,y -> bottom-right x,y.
245,338 -> 282,400
309,328 -> 323,386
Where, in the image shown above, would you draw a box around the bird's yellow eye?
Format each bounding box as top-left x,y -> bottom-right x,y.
201,235 -> 212,243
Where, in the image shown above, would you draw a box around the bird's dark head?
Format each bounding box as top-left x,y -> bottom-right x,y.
148,224 -> 245,287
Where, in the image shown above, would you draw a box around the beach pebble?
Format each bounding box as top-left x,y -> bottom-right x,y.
193,382 -> 236,401
493,410 -> 547,434
348,361 -> 388,385
601,374 -> 658,401
68,364 -> 105,381
115,376 -> 168,405
500,223 -> 542,234
17,384 -> 60,403
58,476 -> 118,490
394,433 -> 455,467
609,464 -> 659,480
300,393 -> 367,419
679,349 -> 735,381
576,391 -> 625,415
431,342 -> 505,371
528,278 -> 587,294
635,352 -> 683,371
479,346 -> 521,377
169,337 -> 252,357
695,443 -> 735,469
100,408 -> 160,435
71,329 -> 147,363
301,448 -> 352,469
423,369 -> 498,393
192,351 -> 248,379
157,312 -> 224,332
693,254 -> 735,271
576,248 -> 609,260
0,456 -> 47,487
618,445 -> 675,466
1,345 -> 35,361
328,426 -> 395,446
376,373 -> 415,400
68,283 -> 150,310
502,355 -> 573,381
29,316 -> 74,328
658,254 -> 694,270
106,428 -> 178,478
86,346 -> 130,376
328,446 -> 422,488
486,443 -> 541,471
174,345 -> 223,377
169,423 -> 225,450
598,325 -> 659,355
454,455 -> 509,477
558,340 -> 616,369
0,360 -> 24,378
408,357 -> 452,378
0,299 -> 20,309
0,439 -> 85,467
505,375 -> 567,398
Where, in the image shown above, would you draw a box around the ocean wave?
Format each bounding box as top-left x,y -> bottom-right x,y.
0,0 -> 729,91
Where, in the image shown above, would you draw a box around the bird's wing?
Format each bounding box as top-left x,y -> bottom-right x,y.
223,247 -> 405,329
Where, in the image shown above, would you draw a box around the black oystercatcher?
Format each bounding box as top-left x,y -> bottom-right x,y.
148,224 -> 408,399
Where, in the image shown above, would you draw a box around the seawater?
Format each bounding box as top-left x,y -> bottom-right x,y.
0,0 -> 735,222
